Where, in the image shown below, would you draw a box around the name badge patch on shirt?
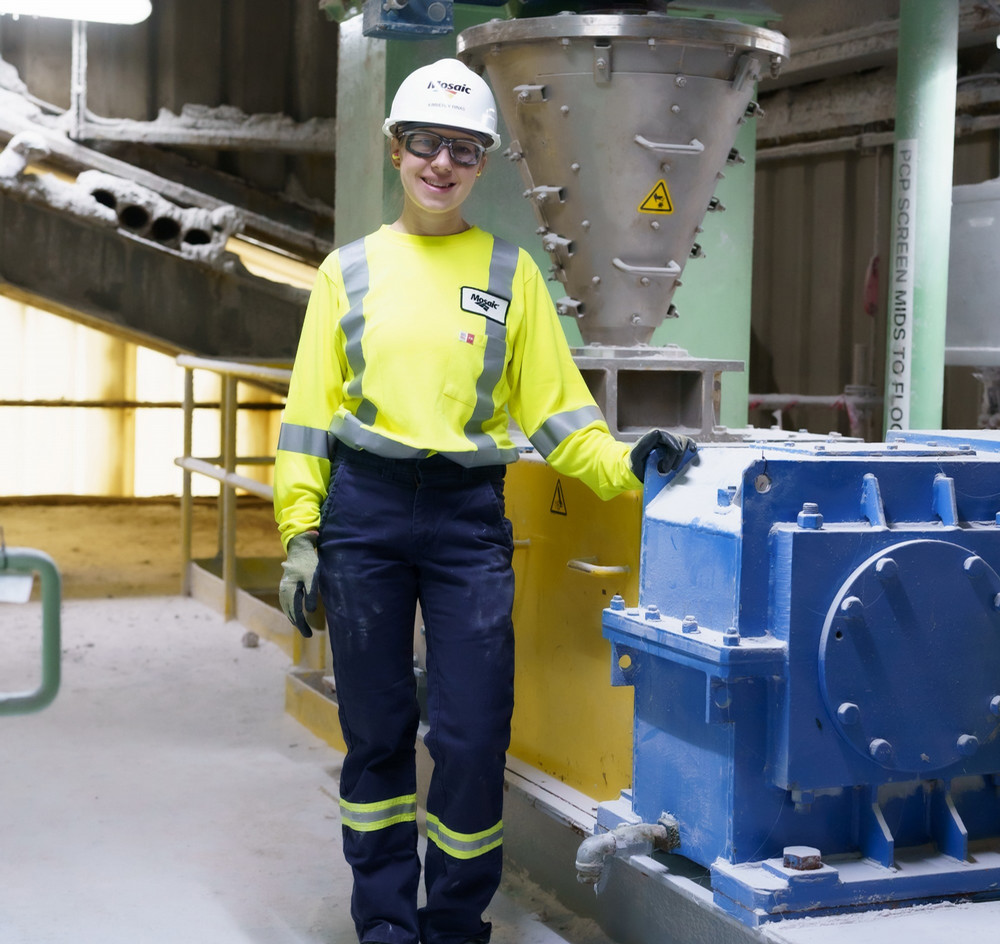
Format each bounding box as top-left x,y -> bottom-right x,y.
461,287 -> 509,325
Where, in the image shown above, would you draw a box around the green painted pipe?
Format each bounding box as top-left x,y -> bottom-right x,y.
883,0 -> 958,433
0,548 -> 62,716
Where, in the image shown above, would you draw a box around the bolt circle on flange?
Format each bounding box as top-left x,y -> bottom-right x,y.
837,702 -> 860,726
964,555 -> 986,577
868,738 -> 893,764
819,539 -> 1000,772
839,596 -> 863,618
957,734 -> 980,756
875,557 -> 898,581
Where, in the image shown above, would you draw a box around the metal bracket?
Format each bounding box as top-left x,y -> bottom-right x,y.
739,100 -> 765,124
556,296 -> 584,318
514,84 -> 548,104
593,42 -> 612,85
523,185 -> 565,204
503,139 -> 525,162
732,52 -> 762,92
540,231 -> 574,258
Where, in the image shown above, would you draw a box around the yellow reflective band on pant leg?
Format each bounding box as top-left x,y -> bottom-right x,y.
339,793 -> 418,833
425,814 -> 503,859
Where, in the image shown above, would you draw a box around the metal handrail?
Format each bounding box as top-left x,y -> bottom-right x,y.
0,546 -> 62,716
174,457 -> 274,501
175,354 -> 293,385
174,355 -> 290,619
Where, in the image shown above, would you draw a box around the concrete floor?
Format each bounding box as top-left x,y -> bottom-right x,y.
0,499 -> 610,944
0,594 -> 610,944
7,500 -> 1000,944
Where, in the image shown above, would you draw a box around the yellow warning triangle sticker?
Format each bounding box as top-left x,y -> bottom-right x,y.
550,480 -> 568,516
638,180 -> 674,214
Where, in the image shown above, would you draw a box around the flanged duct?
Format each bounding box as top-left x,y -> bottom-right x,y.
458,12 -> 788,348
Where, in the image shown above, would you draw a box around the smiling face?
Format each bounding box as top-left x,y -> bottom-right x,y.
390,125 -> 488,236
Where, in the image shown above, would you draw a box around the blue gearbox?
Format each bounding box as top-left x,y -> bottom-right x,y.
600,433 -> 1000,925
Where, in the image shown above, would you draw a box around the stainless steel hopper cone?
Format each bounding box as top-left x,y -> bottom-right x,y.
458,12 -> 788,349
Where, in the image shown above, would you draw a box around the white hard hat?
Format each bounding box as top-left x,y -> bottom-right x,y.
383,58 -> 500,152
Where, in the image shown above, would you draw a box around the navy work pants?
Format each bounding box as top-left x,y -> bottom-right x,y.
317,448 -> 515,944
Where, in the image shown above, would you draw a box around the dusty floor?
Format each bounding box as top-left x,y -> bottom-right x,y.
6,500 -> 1000,944
0,495 -> 282,600
0,498 -> 612,944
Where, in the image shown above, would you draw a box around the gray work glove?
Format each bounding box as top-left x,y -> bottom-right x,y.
279,531 -> 320,638
629,430 -> 697,481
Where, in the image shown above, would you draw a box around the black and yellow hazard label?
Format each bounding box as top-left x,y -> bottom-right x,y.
638,180 -> 674,214
550,480 -> 568,516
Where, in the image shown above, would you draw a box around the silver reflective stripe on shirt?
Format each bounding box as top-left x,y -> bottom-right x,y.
338,237 -> 378,427
331,416 -> 518,466
438,441 -> 518,467
530,404 -> 605,458
461,236 -> 519,453
277,422 -> 330,459
330,413 -> 431,458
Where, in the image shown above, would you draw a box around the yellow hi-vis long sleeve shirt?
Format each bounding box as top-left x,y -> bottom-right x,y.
274,225 -> 640,549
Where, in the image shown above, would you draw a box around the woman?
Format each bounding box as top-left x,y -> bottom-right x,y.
274,58 -> 692,944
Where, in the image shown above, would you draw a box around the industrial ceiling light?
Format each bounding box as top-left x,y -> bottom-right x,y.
0,1 -> 152,24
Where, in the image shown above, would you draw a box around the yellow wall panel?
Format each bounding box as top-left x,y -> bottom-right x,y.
505,453 -> 641,801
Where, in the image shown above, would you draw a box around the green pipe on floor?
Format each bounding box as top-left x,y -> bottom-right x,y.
0,548 -> 62,716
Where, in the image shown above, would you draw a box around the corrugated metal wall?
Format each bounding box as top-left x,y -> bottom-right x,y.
750,129 -> 999,439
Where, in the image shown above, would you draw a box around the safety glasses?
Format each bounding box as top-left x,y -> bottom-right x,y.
401,131 -> 485,167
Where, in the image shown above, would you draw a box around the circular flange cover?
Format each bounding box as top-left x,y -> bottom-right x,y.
819,539 -> 1000,772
